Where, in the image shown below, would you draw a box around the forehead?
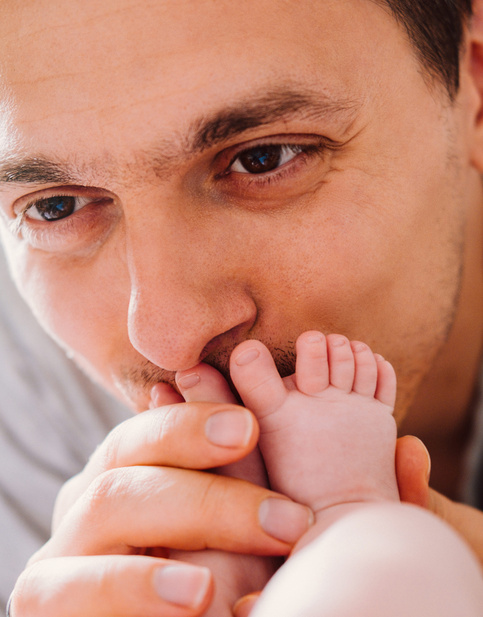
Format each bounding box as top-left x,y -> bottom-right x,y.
0,0 -> 413,169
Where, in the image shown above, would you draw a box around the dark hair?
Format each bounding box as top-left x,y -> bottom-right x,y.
377,0 -> 473,98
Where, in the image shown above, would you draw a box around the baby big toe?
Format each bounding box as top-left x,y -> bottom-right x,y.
230,340 -> 287,417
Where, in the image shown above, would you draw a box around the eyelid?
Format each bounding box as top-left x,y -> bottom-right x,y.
11,187 -> 119,253
223,133 -> 336,159
215,134 -> 338,177
13,185 -> 114,217
23,194 -> 91,221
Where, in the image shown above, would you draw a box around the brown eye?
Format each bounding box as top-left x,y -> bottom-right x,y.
231,144 -> 302,175
236,146 -> 282,173
23,194 -> 99,222
30,195 -> 76,221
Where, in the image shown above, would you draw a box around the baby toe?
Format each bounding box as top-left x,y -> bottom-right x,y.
326,334 -> 355,392
230,339 -> 287,417
351,341 -> 378,397
295,331 -> 330,395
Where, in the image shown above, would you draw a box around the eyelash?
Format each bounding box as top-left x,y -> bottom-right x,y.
21,194 -> 88,222
13,191 -> 114,250
218,141 -> 329,188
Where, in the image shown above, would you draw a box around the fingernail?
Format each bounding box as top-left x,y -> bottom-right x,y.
177,372 -> 200,390
235,347 -> 260,366
153,564 -> 211,608
375,353 -> 385,362
205,409 -> 253,447
259,498 -> 314,544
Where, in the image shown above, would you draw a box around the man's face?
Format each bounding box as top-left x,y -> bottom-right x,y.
0,0 -> 480,418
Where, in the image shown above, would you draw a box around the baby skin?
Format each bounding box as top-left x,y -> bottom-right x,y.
228,332 -> 483,617
230,332 -> 399,525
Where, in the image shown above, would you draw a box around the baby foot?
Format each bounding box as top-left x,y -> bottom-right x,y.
230,332 -> 399,515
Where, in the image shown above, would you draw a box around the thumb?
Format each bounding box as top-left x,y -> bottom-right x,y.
397,437 -> 483,571
428,488 -> 483,570
233,592 -> 262,617
395,435 -> 431,508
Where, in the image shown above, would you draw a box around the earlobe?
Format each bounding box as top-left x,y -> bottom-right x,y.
467,0 -> 483,170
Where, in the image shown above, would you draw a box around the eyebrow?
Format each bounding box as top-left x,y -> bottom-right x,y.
0,156 -> 81,186
0,86 -> 359,186
190,88 -> 358,150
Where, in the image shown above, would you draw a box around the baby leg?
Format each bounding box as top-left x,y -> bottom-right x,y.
249,503 -> 483,617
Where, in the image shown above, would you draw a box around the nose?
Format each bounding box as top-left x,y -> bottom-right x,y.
125,212 -> 257,372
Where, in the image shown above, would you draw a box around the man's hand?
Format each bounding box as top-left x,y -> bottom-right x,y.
426,490 -> 483,572
396,435 -> 483,572
10,400 -> 312,617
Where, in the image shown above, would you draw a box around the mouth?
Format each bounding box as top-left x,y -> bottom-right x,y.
114,338 -> 297,411
113,361 -> 176,411
114,350 -> 235,411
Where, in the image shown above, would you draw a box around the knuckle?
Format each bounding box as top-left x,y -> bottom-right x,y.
197,473 -> 229,525
146,405 -> 181,450
87,468 -> 124,509
82,468 -> 128,528
83,466 -> 162,525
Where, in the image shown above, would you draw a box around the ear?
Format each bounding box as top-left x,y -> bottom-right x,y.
467,0 -> 483,170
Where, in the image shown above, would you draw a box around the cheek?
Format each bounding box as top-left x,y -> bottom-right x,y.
247,179 -> 464,414
10,241 -> 132,390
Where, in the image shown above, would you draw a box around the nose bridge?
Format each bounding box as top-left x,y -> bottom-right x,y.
124,210 -> 254,372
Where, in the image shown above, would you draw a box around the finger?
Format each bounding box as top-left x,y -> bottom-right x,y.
41,467 -> 314,560
395,435 -> 431,508
427,489 -> 483,571
233,592 -> 262,617
92,403 -> 258,472
12,555 -> 213,617
176,364 -> 268,487
58,402 -> 260,518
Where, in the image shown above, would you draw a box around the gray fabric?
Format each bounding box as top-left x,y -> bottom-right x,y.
0,249 -> 130,612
